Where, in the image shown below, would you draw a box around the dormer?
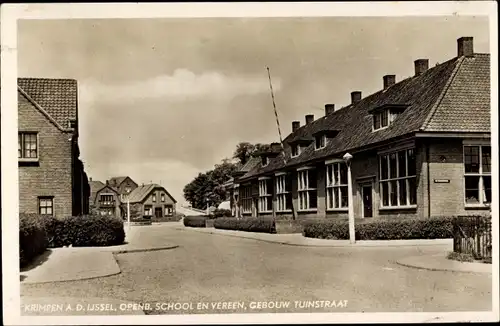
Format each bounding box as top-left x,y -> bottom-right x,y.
368,104 -> 409,131
287,137 -> 314,158
255,143 -> 282,168
312,130 -> 339,150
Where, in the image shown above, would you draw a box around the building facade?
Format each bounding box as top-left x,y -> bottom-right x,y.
17,78 -> 90,218
89,180 -> 121,218
126,184 -> 177,219
233,37 -> 491,220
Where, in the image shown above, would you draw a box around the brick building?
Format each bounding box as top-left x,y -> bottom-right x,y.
17,78 -> 90,217
89,176 -> 138,218
232,37 -> 491,220
125,184 -> 177,219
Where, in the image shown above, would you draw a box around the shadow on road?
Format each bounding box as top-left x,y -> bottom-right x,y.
20,249 -> 53,273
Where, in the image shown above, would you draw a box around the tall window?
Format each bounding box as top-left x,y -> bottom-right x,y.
241,185 -> 253,214
99,194 -> 114,205
276,174 -> 292,212
291,145 -> 301,158
144,205 -> 153,216
165,205 -> 173,216
258,178 -> 273,213
152,194 -> 156,202
326,163 -> 348,209
373,110 -> 390,131
38,197 -> 53,216
315,135 -> 326,150
464,145 -> 491,205
379,148 -> 417,207
18,132 -> 38,159
161,193 -> 165,202
297,168 -> 317,211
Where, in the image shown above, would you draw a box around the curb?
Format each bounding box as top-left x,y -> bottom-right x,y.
175,227 -> 452,248
112,245 -> 179,254
394,257 -> 492,274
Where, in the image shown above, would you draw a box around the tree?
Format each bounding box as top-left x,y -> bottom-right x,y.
232,142 -> 271,165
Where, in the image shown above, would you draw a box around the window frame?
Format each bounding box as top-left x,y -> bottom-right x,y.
261,156 -> 269,167
275,173 -> 292,212
144,205 -> 153,216
379,148 -> 417,209
463,144 -> 491,207
165,205 -> 174,216
161,193 -> 165,202
297,167 -> 317,212
18,132 -> 39,161
99,193 -> 115,205
325,162 -> 349,211
38,196 -> 54,216
372,109 -> 392,132
258,177 -> 273,213
314,135 -> 327,150
240,184 -> 253,214
291,144 -> 301,158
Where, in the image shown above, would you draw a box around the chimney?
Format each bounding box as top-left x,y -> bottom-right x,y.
414,59 -> 429,76
292,121 -> 300,132
305,114 -> 314,125
457,37 -> 473,57
325,104 -> 335,115
351,91 -> 362,104
383,75 -> 396,90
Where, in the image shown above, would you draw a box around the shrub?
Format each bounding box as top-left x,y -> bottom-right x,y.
183,215 -> 207,228
447,251 -> 475,263
212,208 -> 232,218
303,216 -> 454,240
275,219 -> 304,234
43,215 -> 125,248
19,213 -> 48,267
214,217 -> 276,234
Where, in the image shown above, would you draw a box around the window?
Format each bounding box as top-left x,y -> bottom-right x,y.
276,174 -> 292,212
144,205 -> 153,216
100,207 -> 114,216
373,110 -> 390,131
326,163 -> 349,210
258,178 -> 273,213
262,156 -> 269,167
125,187 -> 131,194
315,135 -> 326,150
38,197 -> 53,216
379,148 -> 417,208
297,168 -> 317,211
152,194 -> 156,202
464,145 -> 491,205
165,205 -> 173,216
99,194 -> 114,205
161,193 -> 165,202
241,185 -> 253,214
18,132 -> 38,159
291,145 -> 301,158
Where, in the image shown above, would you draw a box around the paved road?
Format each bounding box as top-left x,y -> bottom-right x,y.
21,225 -> 492,314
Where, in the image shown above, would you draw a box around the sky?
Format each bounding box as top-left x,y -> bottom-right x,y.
17,16 -> 489,205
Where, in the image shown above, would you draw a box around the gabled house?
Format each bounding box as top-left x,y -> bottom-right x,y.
126,184 -> 177,219
233,37 -> 491,220
107,176 -> 138,200
16,77 -> 90,217
89,179 -> 121,218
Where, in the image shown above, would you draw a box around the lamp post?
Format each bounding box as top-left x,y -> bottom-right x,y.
127,195 -> 130,232
343,152 -> 355,244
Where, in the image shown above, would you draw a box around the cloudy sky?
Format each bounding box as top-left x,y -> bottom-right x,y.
17,16 -> 489,204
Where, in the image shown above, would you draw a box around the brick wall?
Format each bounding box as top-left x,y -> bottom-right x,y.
18,92 -> 73,217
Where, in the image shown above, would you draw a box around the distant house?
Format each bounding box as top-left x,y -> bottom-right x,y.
108,176 -> 138,199
89,179 -> 121,218
16,77 -> 90,217
125,184 -> 177,219
231,36 -> 491,220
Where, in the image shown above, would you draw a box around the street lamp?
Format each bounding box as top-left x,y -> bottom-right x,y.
343,152 -> 355,244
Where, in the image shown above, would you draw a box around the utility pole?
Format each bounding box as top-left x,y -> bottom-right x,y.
267,67 -> 298,220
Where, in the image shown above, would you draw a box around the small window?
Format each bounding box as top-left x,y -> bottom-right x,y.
18,132 -> 38,159
315,135 -> 326,150
373,110 -> 390,131
144,205 -> 153,216
262,156 -> 269,167
165,205 -> 173,216
38,197 -> 53,216
161,194 -> 165,202
152,194 -> 156,202
291,145 -> 301,158
125,187 -> 131,194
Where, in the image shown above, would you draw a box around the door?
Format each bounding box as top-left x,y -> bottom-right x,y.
155,207 -> 163,218
362,185 -> 373,218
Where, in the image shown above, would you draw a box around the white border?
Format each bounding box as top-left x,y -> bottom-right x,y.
1,2 -> 498,325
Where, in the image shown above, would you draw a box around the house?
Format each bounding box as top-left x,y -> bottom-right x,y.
108,176 -> 138,199
126,184 -> 177,219
89,179 -> 121,218
17,77 -> 90,217
232,37 -> 491,220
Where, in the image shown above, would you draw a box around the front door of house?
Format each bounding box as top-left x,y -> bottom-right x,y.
155,207 -> 162,218
362,185 -> 373,218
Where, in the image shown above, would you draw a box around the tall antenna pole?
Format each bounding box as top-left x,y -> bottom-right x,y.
266,67 -> 297,220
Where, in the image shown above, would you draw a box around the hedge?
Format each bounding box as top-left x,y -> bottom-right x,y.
214,217 -> 276,234
212,208 -> 232,218
303,216 -> 454,240
43,215 -> 125,248
19,213 -> 48,267
183,215 -> 208,228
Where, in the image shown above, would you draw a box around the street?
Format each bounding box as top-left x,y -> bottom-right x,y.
21,225 -> 492,314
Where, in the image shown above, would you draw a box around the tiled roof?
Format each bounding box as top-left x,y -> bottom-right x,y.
240,53 -> 490,181
108,176 -> 129,188
89,180 -> 105,204
423,54 -> 490,132
127,184 -> 177,204
239,156 -> 261,173
18,78 -> 78,130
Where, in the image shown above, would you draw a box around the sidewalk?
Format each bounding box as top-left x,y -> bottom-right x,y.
396,254 -> 492,274
175,226 -> 453,248
21,225 -> 178,284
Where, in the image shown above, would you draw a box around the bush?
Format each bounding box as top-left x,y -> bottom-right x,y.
19,213 -> 48,267
447,251 -> 475,263
212,208 -> 232,218
183,215 -> 207,228
43,215 -> 125,248
214,217 -> 276,234
275,219 -> 304,234
303,216 -> 454,240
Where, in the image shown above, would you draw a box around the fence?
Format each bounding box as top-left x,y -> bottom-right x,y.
453,214 -> 492,260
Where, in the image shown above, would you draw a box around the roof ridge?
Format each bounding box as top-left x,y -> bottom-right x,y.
18,77 -> 77,82
421,56 -> 465,131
